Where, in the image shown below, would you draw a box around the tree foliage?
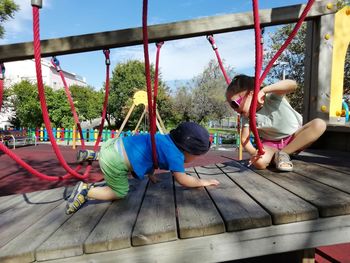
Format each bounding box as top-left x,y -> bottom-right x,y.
171,59 -> 234,124
70,85 -> 104,122
264,23 -> 307,113
0,0 -> 19,38
7,81 -> 104,128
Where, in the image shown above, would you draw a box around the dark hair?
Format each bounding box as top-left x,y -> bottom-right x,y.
226,74 -> 255,96
169,122 -> 210,155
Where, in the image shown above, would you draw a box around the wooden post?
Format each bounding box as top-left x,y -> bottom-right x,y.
156,109 -> 167,133
72,125 -> 76,150
134,108 -> 146,132
116,103 -> 136,139
237,114 -> 243,161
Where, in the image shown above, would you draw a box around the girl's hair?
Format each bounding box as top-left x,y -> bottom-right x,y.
226,74 -> 255,96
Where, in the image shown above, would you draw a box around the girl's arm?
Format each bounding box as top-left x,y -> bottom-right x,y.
241,126 -> 257,156
261,79 -> 297,96
173,172 -> 219,188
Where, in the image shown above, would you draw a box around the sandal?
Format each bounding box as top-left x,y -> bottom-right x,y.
274,151 -> 293,172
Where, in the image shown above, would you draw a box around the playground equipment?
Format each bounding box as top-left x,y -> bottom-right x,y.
305,5 -> 350,125
116,90 -> 167,139
0,0 -> 347,174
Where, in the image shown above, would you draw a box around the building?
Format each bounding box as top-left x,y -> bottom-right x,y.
3,59 -> 87,90
0,59 -> 88,129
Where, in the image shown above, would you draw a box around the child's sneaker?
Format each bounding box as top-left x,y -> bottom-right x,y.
65,181 -> 91,215
76,149 -> 99,163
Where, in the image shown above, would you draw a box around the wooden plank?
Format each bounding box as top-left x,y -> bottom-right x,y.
295,151 -> 350,175
174,167 -> 225,238
255,168 -> 350,217
0,0 -> 337,62
195,165 -> 272,231
132,172 -> 177,246
38,215 -> 350,263
84,178 -> 148,253
0,202 -> 72,263
0,187 -> 67,249
35,196 -> 111,261
218,162 -> 319,224
0,186 -> 71,214
292,159 -> 350,194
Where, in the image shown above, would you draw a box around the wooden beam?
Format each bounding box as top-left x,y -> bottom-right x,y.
0,0 -> 337,62
39,214 -> 350,263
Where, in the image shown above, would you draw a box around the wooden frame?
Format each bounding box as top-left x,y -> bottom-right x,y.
41,214 -> 350,263
0,1 -> 337,62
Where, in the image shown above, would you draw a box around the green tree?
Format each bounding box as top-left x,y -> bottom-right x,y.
8,80 -> 43,128
0,0 -> 19,38
172,86 -> 193,122
190,59 -> 234,123
109,60 -> 174,130
264,23 -> 307,113
70,85 -> 104,122
8,81 -> 94,128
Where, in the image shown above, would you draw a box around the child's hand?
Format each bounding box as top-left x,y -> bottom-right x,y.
201,179 -> 220,187
148,174 -> 159,184
248,151 -> 263,167
257,89 -> 266,104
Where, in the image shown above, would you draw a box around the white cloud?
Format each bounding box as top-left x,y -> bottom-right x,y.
112,30 -> 255,82
0,0 -> 52,44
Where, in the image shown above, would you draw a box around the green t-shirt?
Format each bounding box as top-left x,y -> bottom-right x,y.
242,93 -> 302,140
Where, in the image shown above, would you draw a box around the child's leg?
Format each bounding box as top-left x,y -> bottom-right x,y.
250,146 -> 276,170
66,182 -> 119,214
282,118 -> 326,154
87,185 -> 119,201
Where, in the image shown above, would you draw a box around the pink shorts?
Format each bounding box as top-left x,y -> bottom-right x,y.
261,135 -> 294,150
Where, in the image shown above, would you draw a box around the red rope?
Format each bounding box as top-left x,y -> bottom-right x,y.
0,63 -> 4,113
206,35 -> 231,85
259,0 -> 315,85
32,6 -> 91,180
94,49 -> 110,151
51,57 -> 86,149
152,42 -> 163,137
251,0 -> 315,156
142,0 -> 158,169
251,0 -> 265,155
0,7 -> 111,181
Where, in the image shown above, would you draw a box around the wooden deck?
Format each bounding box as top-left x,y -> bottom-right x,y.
1,150 -> 350,263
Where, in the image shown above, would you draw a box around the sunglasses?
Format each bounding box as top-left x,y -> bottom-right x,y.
230,95 -> 244,109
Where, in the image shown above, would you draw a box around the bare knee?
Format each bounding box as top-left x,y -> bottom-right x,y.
253,159 -> 270,170
310,118 -> 327,135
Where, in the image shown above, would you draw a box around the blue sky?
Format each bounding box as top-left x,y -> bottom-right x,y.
2,0 -> 305,89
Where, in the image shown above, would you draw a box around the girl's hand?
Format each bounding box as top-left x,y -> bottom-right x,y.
248,151 -> 263,167
257,89 -> 266,104
201,179 -> 220,186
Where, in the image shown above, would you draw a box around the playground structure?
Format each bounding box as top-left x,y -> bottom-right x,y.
0,1 -> 349,149
0,1 -> 350,262
115,90 -> 167,138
